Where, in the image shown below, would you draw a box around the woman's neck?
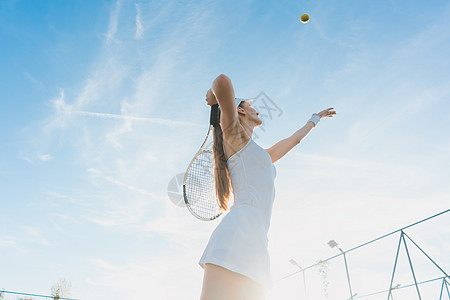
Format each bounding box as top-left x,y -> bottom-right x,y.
239,119 -> 254,138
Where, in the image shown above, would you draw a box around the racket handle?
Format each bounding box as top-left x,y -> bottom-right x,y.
210,104 -> 220,127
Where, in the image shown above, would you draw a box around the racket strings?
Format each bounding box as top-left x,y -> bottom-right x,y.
185,150 -> 221,220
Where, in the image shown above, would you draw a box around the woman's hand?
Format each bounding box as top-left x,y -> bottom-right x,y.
316,107 -> 336,118
205,88 -> 218,106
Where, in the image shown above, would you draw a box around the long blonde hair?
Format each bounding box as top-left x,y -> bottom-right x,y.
213,103 -> 243,211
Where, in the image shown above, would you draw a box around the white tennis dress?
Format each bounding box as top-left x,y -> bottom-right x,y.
199,137 -> 276,288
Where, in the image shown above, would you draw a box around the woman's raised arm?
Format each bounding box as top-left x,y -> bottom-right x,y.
211,74 -> 237,131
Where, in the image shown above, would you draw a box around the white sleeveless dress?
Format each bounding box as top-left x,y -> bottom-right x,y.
199,137 -> 277,288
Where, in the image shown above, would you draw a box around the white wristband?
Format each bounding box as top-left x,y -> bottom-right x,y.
308,114 -> 320,127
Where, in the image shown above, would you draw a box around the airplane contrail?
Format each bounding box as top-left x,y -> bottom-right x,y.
70,110 -> 202,127
88,168 -> 166,201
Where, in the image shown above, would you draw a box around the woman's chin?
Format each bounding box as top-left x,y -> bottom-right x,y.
254,119 -> 263,128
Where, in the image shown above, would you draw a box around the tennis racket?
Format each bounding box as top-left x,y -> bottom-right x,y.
183,104 -> 224,221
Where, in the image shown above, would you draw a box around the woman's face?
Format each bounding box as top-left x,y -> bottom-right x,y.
239,101 -> 262,127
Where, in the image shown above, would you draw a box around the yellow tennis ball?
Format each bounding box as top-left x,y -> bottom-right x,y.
300,13 -> 310,23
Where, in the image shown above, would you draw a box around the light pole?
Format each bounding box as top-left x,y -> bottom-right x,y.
328,240 -> 355,300
290,259 -> 308,299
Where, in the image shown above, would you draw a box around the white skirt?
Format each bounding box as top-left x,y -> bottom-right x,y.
199,205 -> 272,288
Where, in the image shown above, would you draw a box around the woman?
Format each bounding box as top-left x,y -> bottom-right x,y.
199,74 -> 336,300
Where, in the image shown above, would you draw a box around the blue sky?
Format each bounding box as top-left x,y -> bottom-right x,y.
1,0 -> 449,299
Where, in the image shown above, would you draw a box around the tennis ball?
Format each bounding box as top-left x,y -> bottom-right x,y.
300,13 -> 310,23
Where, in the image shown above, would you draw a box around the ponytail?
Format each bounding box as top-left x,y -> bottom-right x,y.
213,102 -> 245,211
213,117 -> 232,211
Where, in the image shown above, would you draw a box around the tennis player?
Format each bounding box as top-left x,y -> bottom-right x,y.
199,74 -> 336,300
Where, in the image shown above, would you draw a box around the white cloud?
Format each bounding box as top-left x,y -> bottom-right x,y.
134,4 -> 143,40
105,0 -> 121,44
0,226 -> 54,250
39,154 -> 53,161
24,71 -> 45,90
17,151 -> 34,164
87,167 -> 165,200
17,151 -> 53,164
0,239 -> 16,247
86,253 -> 203,299
90,258 -> 121,272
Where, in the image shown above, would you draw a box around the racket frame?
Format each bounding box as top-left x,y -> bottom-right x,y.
183,104 -> 223,221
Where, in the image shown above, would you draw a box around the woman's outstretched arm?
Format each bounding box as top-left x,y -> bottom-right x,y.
265,108 -> 336,163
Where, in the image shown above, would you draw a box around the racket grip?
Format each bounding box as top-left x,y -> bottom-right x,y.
210,104 -> 220,127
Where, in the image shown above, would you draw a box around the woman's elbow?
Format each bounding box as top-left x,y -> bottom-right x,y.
212,74 -> 232,96
214,74 -> 231,86
216,73 -> 229,81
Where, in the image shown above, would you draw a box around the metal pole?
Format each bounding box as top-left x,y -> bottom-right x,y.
403,232 -> 449,278
302,268 -> 307,299
341,249 -> 354,300
440,278 -> 445,300
401,231 -> 422,299
289,259 -> 308,299
445,278 -> 450,299
387,232 -> 403,300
